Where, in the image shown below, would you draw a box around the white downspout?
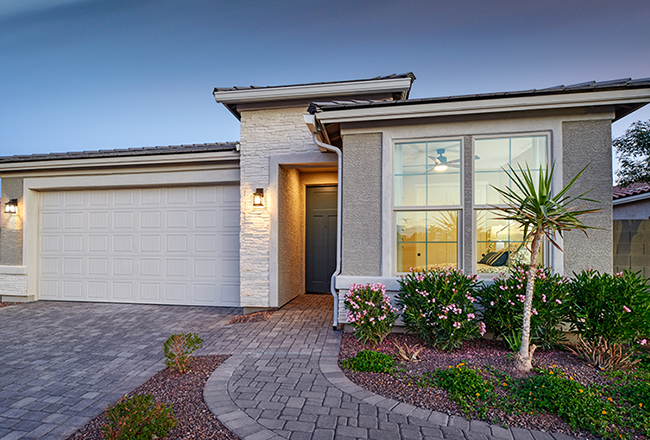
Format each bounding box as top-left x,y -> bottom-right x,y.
311,130 -> 343,331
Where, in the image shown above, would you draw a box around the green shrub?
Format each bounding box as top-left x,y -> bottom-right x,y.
478,264 -> 572,350
514,369 -> 618,437
102,393 -> 176,440
343,283 -> 398,345
418,364 -> 495,416
397,267 -> 484,351
340,350 -> 395,374
163,333 -> 203,373
568,268 -> 650,346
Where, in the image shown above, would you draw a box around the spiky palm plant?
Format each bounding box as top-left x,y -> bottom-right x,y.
491,162 -> 600,372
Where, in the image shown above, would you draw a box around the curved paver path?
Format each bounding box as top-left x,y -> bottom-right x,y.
205,295 -> 576,440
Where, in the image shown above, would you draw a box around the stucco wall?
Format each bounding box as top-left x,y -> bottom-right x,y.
277,167 -> 304,308
340,133 -> 382,276
239,106 -> 322,307
562,120 -> 613,274
614,199 -> 650,220
614,220 -> 650,278
1,177 -> 24,266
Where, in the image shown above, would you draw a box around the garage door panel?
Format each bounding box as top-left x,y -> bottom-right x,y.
38,185 -> 240,306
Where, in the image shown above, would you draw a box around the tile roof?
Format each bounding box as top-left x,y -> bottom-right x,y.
214,73 -> 415,93
0,142 -> 239,164
613,182 -> 650,200
308,77 -> 650,114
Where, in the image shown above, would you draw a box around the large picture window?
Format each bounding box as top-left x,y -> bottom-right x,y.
394,140 -> 461,273
474,135 -> 547,274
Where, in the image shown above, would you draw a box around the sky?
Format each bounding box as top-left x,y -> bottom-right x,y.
1,0 -> 649,172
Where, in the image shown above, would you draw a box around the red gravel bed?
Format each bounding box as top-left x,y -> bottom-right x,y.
0,302 -> 20,309
339,332 -> 613,439
227,310 -> 274,324
67,356 -> 239,440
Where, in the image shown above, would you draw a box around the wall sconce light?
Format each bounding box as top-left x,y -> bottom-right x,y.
253,188 -> 264,207
4,199 -> 18,214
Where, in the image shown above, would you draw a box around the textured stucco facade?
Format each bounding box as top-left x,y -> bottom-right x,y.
239,107 -> 324,308
340,133 -> 383,277
562,120 -> 613,274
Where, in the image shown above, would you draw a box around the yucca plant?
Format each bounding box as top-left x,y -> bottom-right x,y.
491,162 -> 599,372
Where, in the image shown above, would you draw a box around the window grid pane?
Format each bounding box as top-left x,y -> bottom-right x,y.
396,210 -> 458,272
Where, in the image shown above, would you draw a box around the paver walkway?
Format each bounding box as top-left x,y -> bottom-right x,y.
0,301 -> 239,439
204,295 -> 576,440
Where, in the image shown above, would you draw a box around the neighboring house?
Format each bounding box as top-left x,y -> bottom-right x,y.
613,182 -> 650,277
0,73 -> 649,327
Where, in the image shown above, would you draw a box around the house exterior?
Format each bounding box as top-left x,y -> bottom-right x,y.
1,73 -> 649,326
613,182 -> 650,277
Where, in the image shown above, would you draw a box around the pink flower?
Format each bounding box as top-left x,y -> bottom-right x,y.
623,306 -> 631,313
532,308 -> 538,315
639,339 -> 647,346
478,322 -> 486,336
555,299 -> 562,305
453,322 -> 461,329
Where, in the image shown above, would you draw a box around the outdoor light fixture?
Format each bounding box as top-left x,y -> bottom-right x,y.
253,188 -> 264,207
4,199 -> 17,214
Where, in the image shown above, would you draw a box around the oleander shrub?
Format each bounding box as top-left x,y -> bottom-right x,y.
163,332 -> 204,374
102,393 -> 176,440
340,350 -> 395,374
478,264 -> 572,350
397,267 -> 484,351
568,268 -> 650,346
343,283 -> 398,345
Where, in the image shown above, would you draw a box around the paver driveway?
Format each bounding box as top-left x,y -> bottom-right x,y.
0,301 -> 239,439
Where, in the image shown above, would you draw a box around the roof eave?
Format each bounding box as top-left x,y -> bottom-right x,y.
312,88 -> 650,124
613,191 -> 650,205
213,77 -> 414,105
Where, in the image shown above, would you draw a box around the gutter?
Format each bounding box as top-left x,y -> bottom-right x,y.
306,116 -> 342,330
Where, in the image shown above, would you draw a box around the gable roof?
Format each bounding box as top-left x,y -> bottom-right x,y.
308,77 -> 650,123
0,142 -> 238,164
613,182 -> 650,203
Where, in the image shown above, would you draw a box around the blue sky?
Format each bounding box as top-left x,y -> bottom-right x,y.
1,0 -> 649,161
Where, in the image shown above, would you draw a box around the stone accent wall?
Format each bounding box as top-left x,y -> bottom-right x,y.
614,220 -> 650,278
0,274 -> 27,297
1,177 -> 24,266
562,120 -> 613,274
239,107 -> 321,307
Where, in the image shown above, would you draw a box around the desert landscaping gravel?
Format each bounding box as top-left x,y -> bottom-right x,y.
67,356 -> 239,440
338,332 -> 616,439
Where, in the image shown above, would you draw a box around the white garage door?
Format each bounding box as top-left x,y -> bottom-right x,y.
38,185 -> 240,306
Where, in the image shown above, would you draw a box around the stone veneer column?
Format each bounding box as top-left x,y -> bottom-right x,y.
1,177 -> 24,266
562,120 -> 613,274
238,107 -> 322,308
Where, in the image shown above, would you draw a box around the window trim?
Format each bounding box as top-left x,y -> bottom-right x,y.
392,137 -> 464,275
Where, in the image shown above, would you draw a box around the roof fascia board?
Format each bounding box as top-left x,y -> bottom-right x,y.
314,89 -> 650,124
0,150 -> 240,173
213,77 -> 413,104
613,192 -> 650,205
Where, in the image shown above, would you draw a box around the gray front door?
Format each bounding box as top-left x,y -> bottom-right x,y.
305,186 -> 337,293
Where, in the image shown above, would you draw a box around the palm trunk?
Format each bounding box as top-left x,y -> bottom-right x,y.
515,231 -> 543,372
